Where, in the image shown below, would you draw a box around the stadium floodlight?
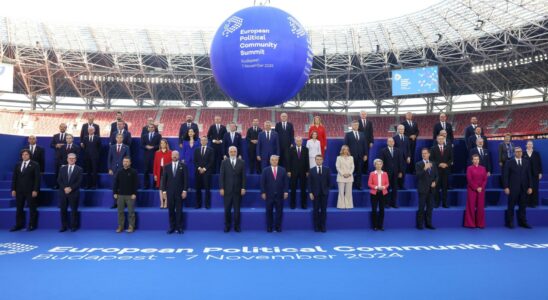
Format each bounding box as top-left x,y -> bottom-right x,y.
474,19 -> 485,31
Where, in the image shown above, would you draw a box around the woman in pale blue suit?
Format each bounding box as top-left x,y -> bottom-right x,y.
181,128 -> 198,189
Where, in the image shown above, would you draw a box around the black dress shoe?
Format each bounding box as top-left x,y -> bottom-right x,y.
9,226 -> 23,232
59,227 -> 67,232
314,228 -> 320,232
434,204 -> 440,209
275,227 -> 282,232
416,226 -> 424,230
205,205 -> 211,209
442,205 -> 450,208
426,225 -> 436,230
26,226 -> 36,232
391,205 -> 399,209
234,226 -> 241,232
176,229 -> 184,234
224,227 -> 230,233
301,206 -> 307,210
321,228 -> 326,233
91,186 -> 97,190
110,204 -> 117,209
373,227 -> 378,231
52,185 -> 59,189
378,227 -> 385,231
267,227 -> 273,233
506,223 -> 515,229
519,223 -> 532,229
195,206 -> 202,209
167,229 -> 175,234
70,228 -> 78,232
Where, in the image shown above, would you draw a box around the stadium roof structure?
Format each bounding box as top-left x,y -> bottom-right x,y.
0,0 -> 547,112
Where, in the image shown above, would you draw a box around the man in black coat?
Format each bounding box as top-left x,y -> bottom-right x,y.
464,116 -> 482,145
26,135 -> 45,173
50,123 -> 68,189
378,138 -> 405,208
503,147 -> 533,228
80,114 -> 100,147
401,112 -> 419,172
357,110 -> 374,153
245,118 -> 262,174
109,120 -> 131,146
141,124 -> 161,189
207,115 -> 227,173
219,146 -> 246,232
415,148 -> 438,230
469,138 -> 492,176
161,151 -> 188,234
393,124 -> 411,188
524,140 -> 543,208
222,122 -> 242,159
430,135 -> 453,208
467,126 -> 487,151
308,155 -> 331,232
288,136 -> 310,209
343,120 -> 368,189
274,112 -> 295,168
432,113 -> 454,143
82,126 -> 102,189
110,111 -> 128,133
194,136 -> 214,209
140,117 -> 159,137
178,114 -> 199,147
10,149 -> 41,232
57,153 -> 83,232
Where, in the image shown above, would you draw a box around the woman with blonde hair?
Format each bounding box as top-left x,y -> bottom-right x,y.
368,159 -> 389,231
336,145 -> 354,209
153,139 -> 172,208
308,115 -> 327,156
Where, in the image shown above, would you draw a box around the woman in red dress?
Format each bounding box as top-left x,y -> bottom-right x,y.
308,115 -> 327,156
465,154 -> 488,228
153,139 -> 172,208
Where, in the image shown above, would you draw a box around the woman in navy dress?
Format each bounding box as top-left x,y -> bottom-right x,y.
182,128 -> 198,189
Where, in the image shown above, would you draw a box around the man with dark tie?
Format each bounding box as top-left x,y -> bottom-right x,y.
498,133 -> 514,168
246,118 -> 262,174
393,124 -> 411,189
344,120 -> 368,189
141,124 -> 161,189
140,117 -> 159,137
50,123 -> 68,189
207,115 -> 227,173
82,126 -> 101,189
358,110 -> 374,154
223,122 -> 242,159
257,120 -> 280,169
430,135 -> 453,208
61,134 -> 81,167
109,120 -> 131,146
503,147 -> 532,229
113,157 -> 139,233
219,146 -> 246,232
464,116 -> 482,144
378,138 -> 404,208
261,155 -> 289,232
288,137 -> 310,209
110,111 -> 128,133
415,148 -> 438,230
178,114 -> 199,147
432,113 -> 454,143
9,149 -> 41,232
26,135 -> 45,173
469,138 -> 492,176
274,112 -> 295,168
80,114 -> 100,148
108,134 -> 131,209
401,112 -> 419,172
467,126 -> 487,151
194,136 -> 214,209
161,151 -> 188,234
308,155 -> 330,232
57,153 -> 83,232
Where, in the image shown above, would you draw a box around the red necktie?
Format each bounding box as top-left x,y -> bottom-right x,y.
440,145 -> 444,155
117,145 -> 121,154
273,167 -> 277,180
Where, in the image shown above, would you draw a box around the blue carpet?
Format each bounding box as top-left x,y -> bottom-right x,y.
1,228 -> 547,300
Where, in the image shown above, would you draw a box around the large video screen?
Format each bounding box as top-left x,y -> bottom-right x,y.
391,66 -> 439,96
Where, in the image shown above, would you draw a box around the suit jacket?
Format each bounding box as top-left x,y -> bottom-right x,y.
498,142 -> 515,164
141,132 -> 162,156
401,120 -> 419,138
61,144 -> 81,162
82,135 -> 102,159
260,166 -> 289,199
430,143 -> 454,170
109,129 -> 132,146
107,144 -> 131,173
357,118 -> 374,146
193,146 -> 214,175
207,124 -> 227,142
26,145 -> 45,173
432,122 -> 454,142
393,134 -> 411,160
344,131 -> 368,159
466,165 -> 487,191
367,171 -> 389,195
257,130 -> 279,160
222,132 -> 242,157
464,125 -> 483,143
110,121 -> 128,134
523,150 -> 542,177
503,158 -> 532,192
219,158 -> 246,195
467,134 -> 487,150
57,164 -> 83,197
245,126 -> 262,150
11,160 -> 41,194
378,147 -> 405,175
469,147 -> 492,173
161,161 -> 189,196
274,122 -> 295,149
415,160 -> 438,194
288,146 -> 310,176
308,165 -> 330,196
50,132 -> 68,159
80,123 -> 100,141
141,124 -> 159,137
179,122 -> 199,144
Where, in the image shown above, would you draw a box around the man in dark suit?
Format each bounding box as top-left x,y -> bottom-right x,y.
61,134 -> 81,166
109,120 -> 131,146
108,134 -> 131,209
358,110 -> 374,154
524,140 -> 543,208
26,135 -> 45,173
178,114 -> 199,147
430,135 -> 453,208
194,136 -> 214,209
432,113 -> 454,143
80,114 -> 100,147
378,138 -> 405,208
498,133 -> 515,169
110,111 -> 128,133
464,116 -> 482,144
344,120 -> 368,189
393,124 -> 411,188
308,154 -> 330,232
503,147 -> 533,228
223,122 -> 242,159
207,115 -> 227,173
141,124 -> 161,189
57,153 -> 83,232
161,151 -> 188,234
9,149 -> 41,232
140,117 -> 159,137
401,112 -> 419,172
274,112 -> 295,168
415,148 -> 438,230
257,120 -> 279,169
82,126 -> 101,189
288,137 -> 310,209
469,138 -> 492,176
219,146 -> 246,232
467,126 -> 487,151
246,118 -> 262,174
50,123 -> 68,189
260,155 -> 289,232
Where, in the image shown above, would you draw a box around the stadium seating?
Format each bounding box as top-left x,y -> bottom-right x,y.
158,108 -> 197,137
236,109 -> 271,133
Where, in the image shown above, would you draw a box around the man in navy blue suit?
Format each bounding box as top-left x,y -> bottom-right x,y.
161,151 -> 188,234
378,138 -> 405,208
274,112 -> 295,168
308,155 -> 331,232
393,124 -> 411,189
469,138 -> 492,176
61,134 -> 81,166
110,111 -> 128,134
432,113 -> 454,143
50,123 -> 68,189
415,148 -> 438,230
108,134 -> 131,209
178,114 -> 199,147
260,155 -> 289,232
194,136 -> 214,209
140,117 -> 159,137
222,122 -> 242,159
207,115 -> 227,173
257,120 -> 279,170
57,153 -> 83,232
401,112 -> 419,173
26,135 -> 45,173
344,120 -> 368,189
82,126 -> 101,189
503,147 -> 533,229
9,149 -> 41,232
109,120 -> 131,146
464,116 -> 482,145
141,124 -> 161,189
467,126 -> 487,151
80,114 -> 100,147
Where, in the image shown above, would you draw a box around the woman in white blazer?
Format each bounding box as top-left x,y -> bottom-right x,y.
336,145 -> 354,209
306,131 -> 322,168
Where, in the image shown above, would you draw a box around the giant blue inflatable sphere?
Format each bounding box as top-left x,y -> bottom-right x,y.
210,6 -> 313,107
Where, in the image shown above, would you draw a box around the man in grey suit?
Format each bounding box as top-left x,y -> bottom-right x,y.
57,153 -> 83,232
219,146 -> 246,233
